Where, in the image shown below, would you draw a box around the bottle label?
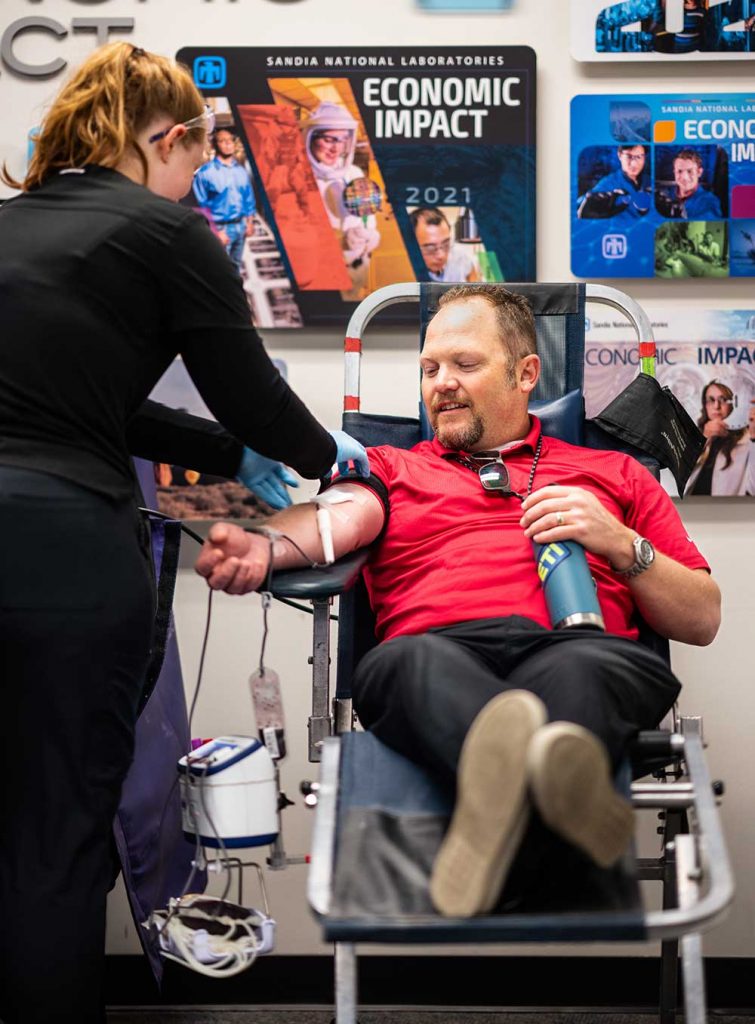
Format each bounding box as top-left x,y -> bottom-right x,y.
536,542 -> 572,584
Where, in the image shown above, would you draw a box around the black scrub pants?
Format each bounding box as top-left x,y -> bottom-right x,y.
0,467 -> 155,1024
353,616 -> 681,784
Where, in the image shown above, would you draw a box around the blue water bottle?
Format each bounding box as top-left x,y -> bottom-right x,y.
533,541 -> 605,630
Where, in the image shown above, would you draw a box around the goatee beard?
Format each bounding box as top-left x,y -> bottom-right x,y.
435,413 -> 484,451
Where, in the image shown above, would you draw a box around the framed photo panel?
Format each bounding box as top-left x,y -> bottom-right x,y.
177,47 -> 536,327
572,93 -> 755,278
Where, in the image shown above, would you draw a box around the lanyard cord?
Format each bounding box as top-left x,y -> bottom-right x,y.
444,433 -> 544,500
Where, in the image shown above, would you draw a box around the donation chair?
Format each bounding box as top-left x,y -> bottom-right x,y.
268,283 -> 733,1024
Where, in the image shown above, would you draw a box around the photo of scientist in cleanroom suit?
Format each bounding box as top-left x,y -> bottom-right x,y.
300,101 -> 381,299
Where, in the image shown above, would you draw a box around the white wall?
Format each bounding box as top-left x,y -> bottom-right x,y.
1,0 -> 752,963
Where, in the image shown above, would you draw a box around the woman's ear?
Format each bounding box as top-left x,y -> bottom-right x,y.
156,124 -> 187,162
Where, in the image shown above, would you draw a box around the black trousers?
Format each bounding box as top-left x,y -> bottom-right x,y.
353,616 -> 681,785
0,467 -> 155,1024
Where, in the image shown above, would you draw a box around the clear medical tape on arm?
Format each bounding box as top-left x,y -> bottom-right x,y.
309,486 -> 368,564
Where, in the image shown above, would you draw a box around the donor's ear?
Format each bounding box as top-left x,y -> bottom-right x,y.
519,354 -> 540,392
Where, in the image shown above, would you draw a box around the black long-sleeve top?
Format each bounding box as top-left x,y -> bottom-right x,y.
0,165 -> 335,500
127,399 -> 244,479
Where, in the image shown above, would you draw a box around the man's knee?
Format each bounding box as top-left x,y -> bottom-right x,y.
354,633 -> 438,695
516,635 -> 679,746
352,635 -> 435,740
561,637 -> 678,698
541,637 -> 654,686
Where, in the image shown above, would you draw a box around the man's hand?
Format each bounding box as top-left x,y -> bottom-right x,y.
195,523 -> 270,595
522,486 -> 720,645
520,485 -> 634,568
217,229 -> 230,247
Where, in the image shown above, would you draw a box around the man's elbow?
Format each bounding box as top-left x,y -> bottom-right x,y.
685,582 -> 722,646
687,613 -> 720,647
342,503 -> 384,554
665,615 -> 719,647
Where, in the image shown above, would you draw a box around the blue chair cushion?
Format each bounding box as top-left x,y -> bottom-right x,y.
323,732 -> 644,942
530,388 -> 584,447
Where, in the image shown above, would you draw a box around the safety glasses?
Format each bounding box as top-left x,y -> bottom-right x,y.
148,105 -> 215,145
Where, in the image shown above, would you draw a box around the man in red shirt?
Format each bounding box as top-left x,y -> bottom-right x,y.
196,285 -> 721,917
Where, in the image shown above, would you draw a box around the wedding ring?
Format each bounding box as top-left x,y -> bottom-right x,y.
556,511 -> 565,527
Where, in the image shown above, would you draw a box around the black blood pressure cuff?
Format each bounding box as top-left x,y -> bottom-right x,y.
318,471 -> 391,535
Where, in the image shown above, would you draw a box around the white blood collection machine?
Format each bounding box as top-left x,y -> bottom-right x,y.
178,736 -> 279,849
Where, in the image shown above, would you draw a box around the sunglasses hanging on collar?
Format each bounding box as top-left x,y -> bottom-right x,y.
444,435 -> 544,500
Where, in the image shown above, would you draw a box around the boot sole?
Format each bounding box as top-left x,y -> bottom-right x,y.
430,689 -> 547,917
527,722 -> 634,868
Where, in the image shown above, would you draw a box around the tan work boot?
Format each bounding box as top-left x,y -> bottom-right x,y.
527,722 -> 634,868
429,689 -> 547,917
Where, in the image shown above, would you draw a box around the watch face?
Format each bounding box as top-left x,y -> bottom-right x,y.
638,538 -> 654,565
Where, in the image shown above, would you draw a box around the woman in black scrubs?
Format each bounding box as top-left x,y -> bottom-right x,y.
0,42 -> 366,1023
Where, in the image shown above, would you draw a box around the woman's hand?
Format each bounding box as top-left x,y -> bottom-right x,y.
236,447 -> 298,510
702,419 -> 728,439
329,429 -> 370,478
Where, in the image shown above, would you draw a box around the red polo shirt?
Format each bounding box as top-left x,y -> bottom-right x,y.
348,417 -> 708,643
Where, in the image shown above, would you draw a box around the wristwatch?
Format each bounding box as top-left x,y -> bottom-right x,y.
612,535 -> 655,579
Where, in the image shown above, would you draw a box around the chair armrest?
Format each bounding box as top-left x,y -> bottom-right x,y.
269,549 -> 370,601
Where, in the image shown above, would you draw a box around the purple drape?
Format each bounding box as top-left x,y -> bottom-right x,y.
114,459 -> 206,983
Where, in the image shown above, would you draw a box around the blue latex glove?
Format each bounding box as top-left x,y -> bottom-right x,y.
329,429 -> 370,479
236,448 -> 298,510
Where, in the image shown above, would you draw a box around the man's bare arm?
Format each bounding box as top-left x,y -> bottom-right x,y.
622,558 -> 720,647
195,484 -> 386,595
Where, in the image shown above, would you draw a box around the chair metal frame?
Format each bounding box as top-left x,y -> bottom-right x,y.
269,283 -> 733,1024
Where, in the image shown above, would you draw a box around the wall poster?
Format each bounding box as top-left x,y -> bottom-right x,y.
571,0 -> 755,62
177,47 -> 536,328
571,93 -> 755,278
585,309 -> 755,497
149,357 -> 288,519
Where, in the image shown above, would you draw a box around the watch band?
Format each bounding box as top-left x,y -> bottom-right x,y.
612,536 -> 655,579
616,559 -> 649,579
